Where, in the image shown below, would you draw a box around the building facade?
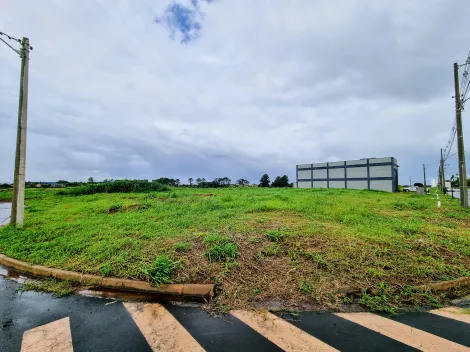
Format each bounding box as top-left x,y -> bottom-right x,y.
296,157 -> 398,192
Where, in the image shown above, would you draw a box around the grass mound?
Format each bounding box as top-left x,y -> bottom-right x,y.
60,180 -> 169,196
1,187 -> 470,312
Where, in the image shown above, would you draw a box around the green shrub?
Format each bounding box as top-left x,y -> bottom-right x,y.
101,263 -> 112,277
266,229 -> 285,242
359,283 -> 397,315
207,243 -> 238,262
141,255 -> 182,286
174,242 -> 191,252
60,180 -> 170,196
299,280 -> 313,294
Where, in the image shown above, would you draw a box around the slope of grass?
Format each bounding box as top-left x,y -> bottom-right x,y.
0,187 -> 469,311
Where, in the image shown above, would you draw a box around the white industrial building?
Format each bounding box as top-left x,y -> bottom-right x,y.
295,157 -> 399,192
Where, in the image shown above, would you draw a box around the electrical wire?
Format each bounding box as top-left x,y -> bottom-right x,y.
445,151 -> 458,160
0,30 -> 21,43
459,51 -> 470,110
425,159 -> 440,167
443,122 -> 457,160
0,37 -> 20,55
0,30 -> 32,50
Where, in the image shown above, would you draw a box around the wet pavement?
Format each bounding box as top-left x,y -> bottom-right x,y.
0,203 -> 10,226
1,276 -> 470,351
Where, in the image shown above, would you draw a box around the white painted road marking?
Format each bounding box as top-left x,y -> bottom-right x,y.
231,310 -> 339,352
21,317 -> 73,352
124,302 -> 205,352
336,312 -> 470,352
430,307 -> 470,325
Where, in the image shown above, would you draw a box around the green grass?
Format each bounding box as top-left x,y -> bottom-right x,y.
0,187 -> 469,310
141,254 -> 181,286
21,278 -> 76,297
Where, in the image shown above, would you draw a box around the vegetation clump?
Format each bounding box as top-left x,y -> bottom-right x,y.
60,180 -> 169,195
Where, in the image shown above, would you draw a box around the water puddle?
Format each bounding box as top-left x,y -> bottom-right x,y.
0,264 -> 204,304
76,288 -> 205,304
0,202 -> 11,226
0,264 -> 27,284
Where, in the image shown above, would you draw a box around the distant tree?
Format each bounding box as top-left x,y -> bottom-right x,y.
153,178 -> 181,186
280,175 -> 289,187
271,175 -> 289,188
188,178 -> 194,186
236,178 -> 250,186
259,174 -> 270,187
271,176 -> 282,187
88,177 -> 94,183
57,180 -> 69,185
219,177 -> 231,187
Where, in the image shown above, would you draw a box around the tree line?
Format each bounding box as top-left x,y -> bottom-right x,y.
259,174 -> 291,188
1,174 -> 293,189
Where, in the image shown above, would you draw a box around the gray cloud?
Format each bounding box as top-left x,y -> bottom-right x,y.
0,0 -> 469,185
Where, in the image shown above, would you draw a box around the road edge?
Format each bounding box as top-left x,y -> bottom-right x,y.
0,253 -> 214,299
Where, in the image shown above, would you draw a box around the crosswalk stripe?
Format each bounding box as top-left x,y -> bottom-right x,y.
231,310 -> 339,352
430,307 -> 470,325
336,312 -> 470,352
123,302 -> 205,352
21,317 -> 73,352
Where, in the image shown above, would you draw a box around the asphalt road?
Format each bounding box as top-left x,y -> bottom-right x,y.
450,190 -> 470,203
1,277 -> 470,351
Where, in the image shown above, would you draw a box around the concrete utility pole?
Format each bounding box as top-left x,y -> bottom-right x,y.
423,164 -> 427,193
409,176 -> 412,187
438,166 -> 442,191
453,62 -> 469,208
10,37 -> 30,226
440,148 -> 445,191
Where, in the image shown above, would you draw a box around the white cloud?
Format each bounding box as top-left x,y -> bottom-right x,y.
0,0 -> 469,184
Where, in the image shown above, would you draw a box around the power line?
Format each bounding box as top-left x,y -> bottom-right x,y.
459,51 -> 470,110
0,37 -> 20,55
0,30 -> 33,51
425,159 -> 440,167
445,151 -> 458,160
0,30 -> 21,43
443,122 -> 456,159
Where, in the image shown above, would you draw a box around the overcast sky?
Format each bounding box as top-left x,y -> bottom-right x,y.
1,0 -> 469,184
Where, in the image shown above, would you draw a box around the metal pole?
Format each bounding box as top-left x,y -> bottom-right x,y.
10,37 -> 29,226
454,62 -> 469,208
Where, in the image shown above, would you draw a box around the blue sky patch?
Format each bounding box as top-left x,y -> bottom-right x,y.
155,0 -> 213,44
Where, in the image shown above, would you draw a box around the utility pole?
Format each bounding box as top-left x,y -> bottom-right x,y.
438,166 -> 442,191
423,164 -> 427,193
409,176 -> 412,187
453,62 -> 469,208
10,37 -> 30,226
440,148 -> 445,191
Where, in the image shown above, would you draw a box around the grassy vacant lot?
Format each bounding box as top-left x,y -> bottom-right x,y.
0,187 -> 469,312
